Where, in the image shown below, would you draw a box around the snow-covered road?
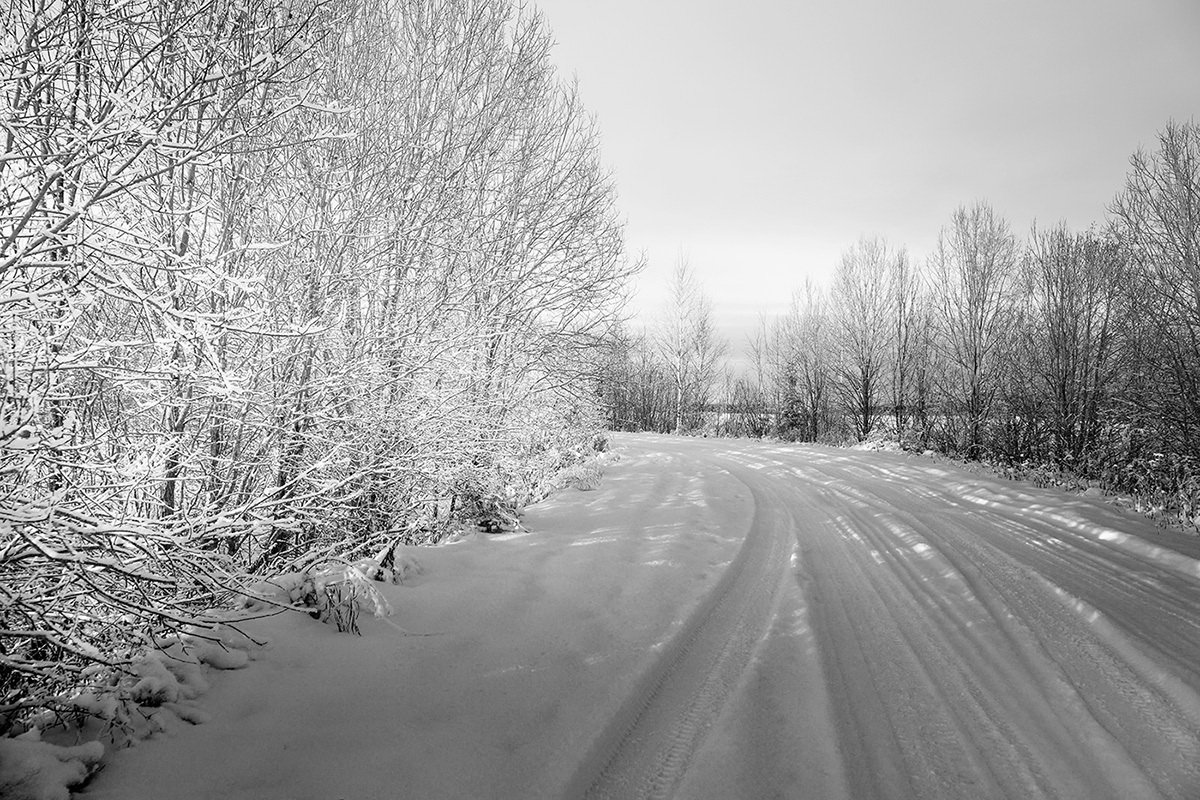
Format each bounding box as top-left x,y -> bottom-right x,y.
85,434 -> 1200,799
645,436 -> 1200,800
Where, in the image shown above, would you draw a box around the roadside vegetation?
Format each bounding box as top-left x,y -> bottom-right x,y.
1,0 -> 632,731
601,120 -> 1200,531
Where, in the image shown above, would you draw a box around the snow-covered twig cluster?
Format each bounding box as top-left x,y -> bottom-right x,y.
2,0 -> 628,735
0,496 -> 260,730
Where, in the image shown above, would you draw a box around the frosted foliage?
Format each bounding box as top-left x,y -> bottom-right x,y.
3,0 -> 626,728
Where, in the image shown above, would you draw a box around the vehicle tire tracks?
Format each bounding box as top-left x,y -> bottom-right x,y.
565,460 -> 794,799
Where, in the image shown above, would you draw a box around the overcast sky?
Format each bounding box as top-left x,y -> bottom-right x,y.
532,0 -> 1200,357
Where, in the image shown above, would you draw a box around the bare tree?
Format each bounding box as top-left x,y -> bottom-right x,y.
830,237 -> 898,439
928,202 -> 1019,457
654,258 -> 727,433
783,280 -> 835,441
1111,119 -> 1200,455
1015,224 -> 1124,469
889,245 -> 924,440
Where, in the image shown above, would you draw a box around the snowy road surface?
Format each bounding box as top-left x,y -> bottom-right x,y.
86,434 -> 1200,799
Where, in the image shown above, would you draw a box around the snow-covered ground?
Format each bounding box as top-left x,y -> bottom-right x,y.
73,438 -> 751,800
38,435 -> 1200,798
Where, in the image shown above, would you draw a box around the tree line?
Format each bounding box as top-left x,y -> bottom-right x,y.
599,259 -> 726,434
1,0 -> 632,725
602,120 -> 1200,525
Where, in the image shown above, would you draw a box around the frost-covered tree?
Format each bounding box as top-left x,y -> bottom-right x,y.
2,0 -> 634,727
1,0 -> 328,725
654,258 -> 726,433
597,325 -> 677,432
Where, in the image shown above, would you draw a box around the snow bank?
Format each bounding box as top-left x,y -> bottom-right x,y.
0,734 -> 103,800
849,438 -> 902,452
4,539 -> 431,797
1,618 -> 265,798
60,435 -> 1200,798
83,441 -> 752,800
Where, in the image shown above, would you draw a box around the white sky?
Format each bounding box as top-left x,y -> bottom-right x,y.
532,0 -> 1200,358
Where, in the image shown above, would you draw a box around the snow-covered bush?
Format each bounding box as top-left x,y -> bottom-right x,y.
498,398 -> 610,506
238,547 -> 422,635
1100,451 -> 1200,530
3,0 -> 629,734
0,499 -> 266,734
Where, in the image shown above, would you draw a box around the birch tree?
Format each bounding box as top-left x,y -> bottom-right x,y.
654,258 -> 726,433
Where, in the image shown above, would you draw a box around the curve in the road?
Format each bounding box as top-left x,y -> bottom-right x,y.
583,436 -> 1200,800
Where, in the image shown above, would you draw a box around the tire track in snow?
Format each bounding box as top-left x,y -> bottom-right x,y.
789,449 -> 1200,799
578,437 -> 1200,798
566,451 -> 794,800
